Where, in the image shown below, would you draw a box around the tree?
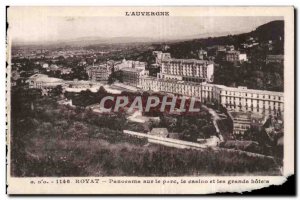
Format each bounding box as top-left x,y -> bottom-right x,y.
201,125 -> 216,139
71,66 -> 88,80
50,85 -> 63,96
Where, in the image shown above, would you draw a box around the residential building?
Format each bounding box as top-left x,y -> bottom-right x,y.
86,64 -> 112,82
153,51 -> 171,64
207,45 -> 226,56
225,50 -> 247,62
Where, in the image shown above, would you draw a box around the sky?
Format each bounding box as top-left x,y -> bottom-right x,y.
7,7 -> 283,44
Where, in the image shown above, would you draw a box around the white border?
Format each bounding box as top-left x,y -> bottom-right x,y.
1,0 -> 299,199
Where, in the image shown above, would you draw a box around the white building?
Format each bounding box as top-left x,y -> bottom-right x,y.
86,64 -> 112,82
158,58 -> 214,83
27,74 -> 64,89
114,59 -> 147,71
225,51 -> 248,62
138,77 -> 284,116
120,67 -> 149,86
42,63 -> 49,69
238,53 -> 248,62
153,51 -> 171,64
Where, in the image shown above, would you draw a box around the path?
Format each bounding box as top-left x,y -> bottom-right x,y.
202,105 -> 224,143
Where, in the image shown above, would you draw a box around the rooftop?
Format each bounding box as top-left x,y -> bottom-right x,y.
163,58 -> 211,64
141,76 -> 203,86
120,67 -> 143,73
29,74 -> 63,83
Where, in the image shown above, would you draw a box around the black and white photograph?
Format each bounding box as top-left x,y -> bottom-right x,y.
6,6 -> 295,194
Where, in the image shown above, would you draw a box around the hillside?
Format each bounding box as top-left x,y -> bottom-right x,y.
166,20 -> 284,59
11,87 -> 282,176
250,20 -> 284,41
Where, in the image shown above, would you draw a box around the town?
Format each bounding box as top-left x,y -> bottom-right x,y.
10,20 -> 284,177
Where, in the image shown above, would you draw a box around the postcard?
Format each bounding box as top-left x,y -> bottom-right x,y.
6,6 -> 294,194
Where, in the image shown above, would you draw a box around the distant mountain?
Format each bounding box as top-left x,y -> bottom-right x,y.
13,30 -> 246,48
13,36 -> 158,47
13,20 -> 284,48
58,36 -> 160,46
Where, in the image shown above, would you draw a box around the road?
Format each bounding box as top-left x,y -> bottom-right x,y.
202,105 -> 224,143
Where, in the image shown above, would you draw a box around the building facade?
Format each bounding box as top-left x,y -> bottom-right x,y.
27,74 -> 65,95
138,77 -> 284,116
228,111 -> 265,137
153,51 -> 171,64
86,64 -> 112,82
114,59 -> 147,71
121,68 -> 149,86
225,51 -> 247,62
157,58 -> 214,83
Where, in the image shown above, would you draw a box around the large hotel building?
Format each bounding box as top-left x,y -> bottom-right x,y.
157,58 -> 214,83
138,77 -> 284,117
